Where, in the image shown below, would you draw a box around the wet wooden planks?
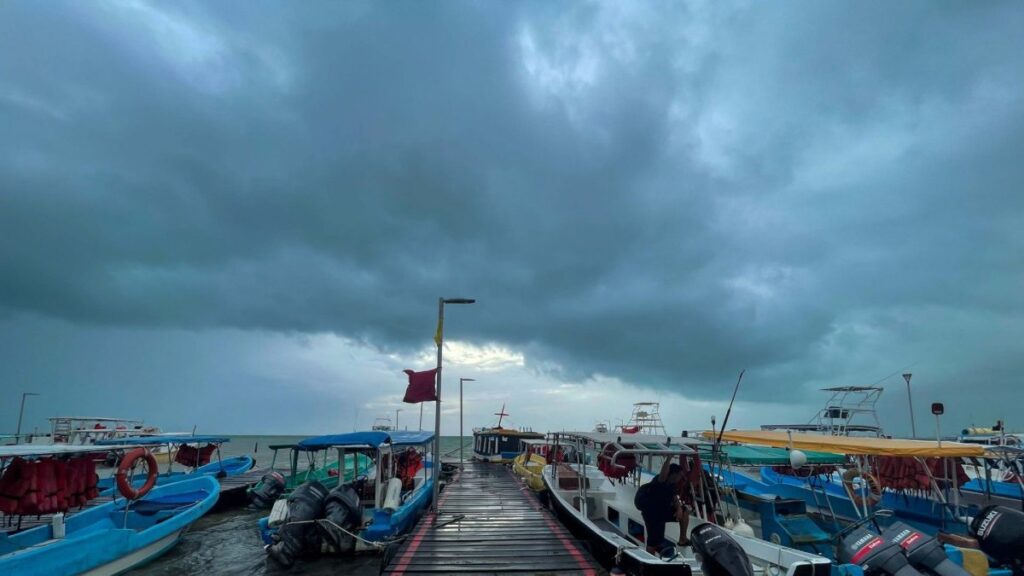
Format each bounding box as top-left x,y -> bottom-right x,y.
383,461 -> 602,575
214,467 -> 268,510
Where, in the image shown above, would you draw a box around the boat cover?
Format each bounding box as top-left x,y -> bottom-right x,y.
703,430 -> 985,457
699,444 -> 846,466
298,430 -> 434,449
94,435 -> 230,446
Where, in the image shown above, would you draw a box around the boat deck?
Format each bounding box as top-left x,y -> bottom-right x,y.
382,461 -> 602,575
1,496 -> 115,534
0,467 -> 268,532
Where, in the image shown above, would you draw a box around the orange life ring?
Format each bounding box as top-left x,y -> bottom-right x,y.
115,448 -> 158,500
842,468 -> 882,508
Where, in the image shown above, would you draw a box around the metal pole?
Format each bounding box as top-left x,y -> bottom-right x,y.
433,298 -> 444,511
419,405 -> 423,431
459,377 -> 475,471
903,373 -> 916,439
395,409 -> 402,431
460,378 -> 464,470
15,393 -> 38,445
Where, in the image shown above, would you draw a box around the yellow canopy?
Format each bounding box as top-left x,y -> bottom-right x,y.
702,430 -> 985,457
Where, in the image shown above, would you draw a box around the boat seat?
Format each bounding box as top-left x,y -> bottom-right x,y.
557,464 -> 590,490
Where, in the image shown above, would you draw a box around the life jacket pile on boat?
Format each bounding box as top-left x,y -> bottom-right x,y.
175,443 -> 218,468
0,457 -> 99,515
394,448 -> 422,490
872,456 -> 969,491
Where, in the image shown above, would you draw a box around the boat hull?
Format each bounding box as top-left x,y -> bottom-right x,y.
512,453 -> 547,491
80,530 -> 183,576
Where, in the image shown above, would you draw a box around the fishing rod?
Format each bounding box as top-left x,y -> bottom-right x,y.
715,369 -> 745,449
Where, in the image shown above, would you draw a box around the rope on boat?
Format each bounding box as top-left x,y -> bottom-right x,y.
280,519 -> 390,549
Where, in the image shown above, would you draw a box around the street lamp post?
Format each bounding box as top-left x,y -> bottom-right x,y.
395,408 -> 403,431
903,373 -> 916,439
433,297 -> 475,511
459,378 -> 476,470
15,392 -> 39,445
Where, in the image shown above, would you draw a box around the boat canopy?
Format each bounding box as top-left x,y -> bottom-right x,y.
0,444 -> 139,458
520,438 -> 552,446
298,430 -> 434,450
553,431 -> 701,455
699,444 -> 846,466
94,435 -> 230,446
704,430 -> 985,457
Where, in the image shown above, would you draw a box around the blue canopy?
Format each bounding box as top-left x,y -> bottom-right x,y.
298,430 -> 434,450
94,435 -> 230,446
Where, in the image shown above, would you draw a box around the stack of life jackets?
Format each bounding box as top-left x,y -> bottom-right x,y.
597,444 -> 637,480
873,456 -> 969,491
0,457 -> 99,516
175,443 -> 218,468
395,449 -> 424,490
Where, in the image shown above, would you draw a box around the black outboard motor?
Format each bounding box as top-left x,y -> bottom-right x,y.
837,527 -> 924,576
267,480 -> 329,568
690,523 -> 755,576
317,482 -> 364,554
249,471 -> 286,509
880,522 -> 967,576
969,505 -> 1024,575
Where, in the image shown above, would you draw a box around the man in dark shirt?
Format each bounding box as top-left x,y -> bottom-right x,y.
634,459 -> 690,554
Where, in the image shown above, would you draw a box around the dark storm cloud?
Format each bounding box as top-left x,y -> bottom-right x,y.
2,1 -> 1023,431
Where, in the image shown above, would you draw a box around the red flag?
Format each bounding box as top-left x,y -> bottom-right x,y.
403,368 -> 438,403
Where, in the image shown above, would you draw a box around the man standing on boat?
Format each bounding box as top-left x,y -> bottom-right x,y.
634,459 -> 690,554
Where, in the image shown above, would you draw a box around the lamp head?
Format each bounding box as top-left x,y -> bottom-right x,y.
443,298 -> 476,304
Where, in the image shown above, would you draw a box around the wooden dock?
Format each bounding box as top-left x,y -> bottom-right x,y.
383,461 -> 602,575
213,467 -> 267,510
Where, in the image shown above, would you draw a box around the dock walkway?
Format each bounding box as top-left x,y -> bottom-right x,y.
383,461 -> 602,575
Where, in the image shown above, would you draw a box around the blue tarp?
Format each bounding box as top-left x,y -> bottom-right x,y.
94,435 -> 230,446
298,430 -> 434,449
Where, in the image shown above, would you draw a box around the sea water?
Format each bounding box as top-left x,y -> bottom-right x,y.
128,435 -> 472,575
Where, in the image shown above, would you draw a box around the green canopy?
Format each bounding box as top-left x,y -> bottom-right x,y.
700,444 -> 846,466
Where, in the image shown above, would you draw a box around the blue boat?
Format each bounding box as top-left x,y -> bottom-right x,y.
0,475 -> 219,575
94,435 -> 254,496
259,430 -> 434,556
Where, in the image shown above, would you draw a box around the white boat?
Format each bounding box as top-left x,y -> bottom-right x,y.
543,431 -> 835,576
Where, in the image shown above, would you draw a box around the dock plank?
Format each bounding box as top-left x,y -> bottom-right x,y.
382,462 -> 602,576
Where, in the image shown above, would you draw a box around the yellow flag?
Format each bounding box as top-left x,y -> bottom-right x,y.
434,316 -> 443,348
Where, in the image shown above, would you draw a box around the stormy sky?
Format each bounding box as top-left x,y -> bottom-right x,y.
2,1 -> 1022,437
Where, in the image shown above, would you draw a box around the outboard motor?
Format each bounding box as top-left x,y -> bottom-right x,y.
690,523 -> 755,576
249,471 -> 286,509
837,526 -> 924,576
317,482 -> 364,554
880,522 -> 967,576
267,480 -> 329,567
969,505 -> 1024,575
